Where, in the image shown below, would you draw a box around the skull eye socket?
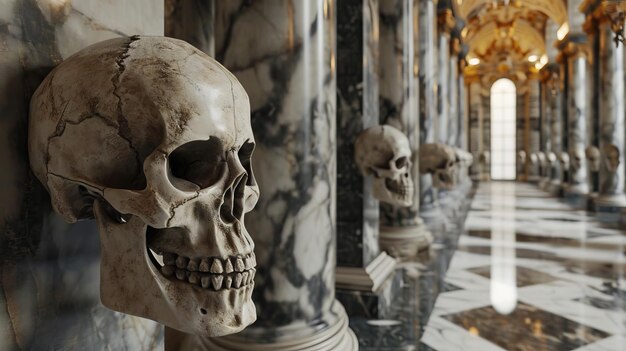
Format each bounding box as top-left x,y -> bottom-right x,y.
169,139 -> 225,189
395,156 -> 408,169
238,141 -> 256,186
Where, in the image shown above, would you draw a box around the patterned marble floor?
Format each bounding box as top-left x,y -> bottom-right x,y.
421,182 -> 626,351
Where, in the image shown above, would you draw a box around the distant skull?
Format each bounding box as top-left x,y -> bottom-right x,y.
559,152 -> 570,170
517,151 -> 527,172
571,150 -> 584,171
420,143 -> 458,190
547,152 -> 557,166
585,146 -> 601,172
537,152 -> 547,169
354,125 -> 414,206
479,151 -> 490,166
603,144 -> 620,172
529,153 -> 538,167
29,37 -> 259,336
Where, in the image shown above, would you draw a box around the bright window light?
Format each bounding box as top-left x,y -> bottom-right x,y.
490,78 -> 517,180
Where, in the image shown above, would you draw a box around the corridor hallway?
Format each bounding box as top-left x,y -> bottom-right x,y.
420,182 -> 626,350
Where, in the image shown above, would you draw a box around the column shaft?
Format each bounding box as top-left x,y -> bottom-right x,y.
211,2 -> 356,349
378,0 -> 432,256
418,0 -> 438,214
566,53 -> 590,196
596,21 -> 626,206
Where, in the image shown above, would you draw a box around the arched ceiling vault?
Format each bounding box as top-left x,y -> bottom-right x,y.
458,0 -> 567,27
459,0 -> 563,80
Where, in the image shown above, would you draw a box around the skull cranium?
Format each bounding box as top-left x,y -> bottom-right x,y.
354,125 -> 414,207
29,37 -> 258,336
420,143 -> 458,190
603,144 -> 620,172
559,152 -> 570,170
571,150 -> 583,171
585,146 -> 601,172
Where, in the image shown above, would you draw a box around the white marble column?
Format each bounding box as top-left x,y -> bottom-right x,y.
469,80 -> 482,178
436,20 -> 450,144
458,70 -> 469,151
516,86 -> 527,181
565,47 -> 590,198
540,78 -> 553,189
528,78 -> 542,182
481,89 -> 491,181
595,19 -> 626,208
448,45 -> 459,147
547,67 -> 564,193
418,0 -> 440,224
378,0 -> 432,256
209,2 -> 357,349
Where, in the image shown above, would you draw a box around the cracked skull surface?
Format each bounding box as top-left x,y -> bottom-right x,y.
354,125 -> 414,207
28,36 -> 259,337
420,143 -> 458,190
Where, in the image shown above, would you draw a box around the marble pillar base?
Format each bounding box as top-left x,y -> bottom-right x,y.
336,252 -> 397,292
199,303 -> 358,351
336,266 -> 403,319
380,223 -> 433,260
528,175 -> 542,184
539,177 -> 551,191
564,183 -> 589,208
549,180 -> 563,197
587,192 -> 598,212
594,194 -> 626,225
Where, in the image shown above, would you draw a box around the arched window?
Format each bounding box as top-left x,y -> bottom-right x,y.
490,78 -> 517,180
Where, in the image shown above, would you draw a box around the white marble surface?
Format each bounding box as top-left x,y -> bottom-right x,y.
421,182 -> 626,351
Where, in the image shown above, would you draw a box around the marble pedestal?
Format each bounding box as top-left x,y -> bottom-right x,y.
564,184 -> 589,209
336,265 -> 403,318
594,194 -> 626,224
380,224 -> 433,259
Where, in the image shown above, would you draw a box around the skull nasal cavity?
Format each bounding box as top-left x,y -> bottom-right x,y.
169,139 -> 225,189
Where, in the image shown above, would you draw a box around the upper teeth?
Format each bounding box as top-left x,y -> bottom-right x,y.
159,253 -> 256,290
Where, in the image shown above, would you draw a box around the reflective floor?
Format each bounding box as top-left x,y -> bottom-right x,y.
351,182 -> 626,350
423,181 -> 626,350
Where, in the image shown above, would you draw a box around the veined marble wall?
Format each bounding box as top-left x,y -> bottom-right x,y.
0,0 -> 163,349
164,0 -> 214,56
516,88 -> 526,179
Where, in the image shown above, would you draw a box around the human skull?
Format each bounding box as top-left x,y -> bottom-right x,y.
529,153 -> 539,167
571,150 -> 583,171
537,152 -> 547,170
354,125 -> 414,206
517,151 -> 526,172
28,37 -> 259,336
603,144 -> 620,172
547,152 -> 557,167
479,151 -> 490,166
559,152 -> 570,170
420,143 -> 458,190
585,146 -> 601,172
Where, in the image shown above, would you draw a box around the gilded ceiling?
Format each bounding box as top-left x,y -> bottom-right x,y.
458,0 -> 567,81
